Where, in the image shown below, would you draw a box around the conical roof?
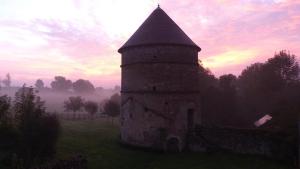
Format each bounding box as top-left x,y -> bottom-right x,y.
118,7 -> 201,53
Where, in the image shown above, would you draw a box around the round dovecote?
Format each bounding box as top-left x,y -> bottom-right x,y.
118,7 -> 201,151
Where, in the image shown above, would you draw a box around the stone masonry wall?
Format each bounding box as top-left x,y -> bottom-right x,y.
189,126 -> 296,161
120,45 -> 201,151
120,93 -> 201,150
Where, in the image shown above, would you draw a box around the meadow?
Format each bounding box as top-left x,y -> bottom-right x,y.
56,119 -> 293,169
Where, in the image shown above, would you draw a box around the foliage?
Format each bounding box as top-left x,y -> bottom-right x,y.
13,86 -> 61,168
84,101 -> 98,117
2,73 -> 11,87
64,96 -> 84,113
110,93 -> 121,105
50,76 -> 72,92
198,64 -> 218,93
0,94 -> 17,168
0,95 -> 11,125
35,79 -> 44,89
103,100 -> 120,117
236,50 -> 300,130
264,51 -> 299,88
73,79 -> 95,94
103,95 -> 120,123
0,86 -> 61,169
198,65 -> 229,126
201,50 -> 300,130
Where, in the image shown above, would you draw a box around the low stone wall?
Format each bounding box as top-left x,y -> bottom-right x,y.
189,126 -> 297,161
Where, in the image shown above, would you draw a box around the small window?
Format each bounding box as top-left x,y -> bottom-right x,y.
129,113 -> 133,119
153,55 -> 157,59
144,107 -> 148,112
165,102 -> 169,105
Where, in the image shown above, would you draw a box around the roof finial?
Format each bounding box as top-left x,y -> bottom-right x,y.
158,3 -> 160,8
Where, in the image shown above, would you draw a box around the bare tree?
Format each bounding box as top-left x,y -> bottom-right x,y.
2,73 -> 11,87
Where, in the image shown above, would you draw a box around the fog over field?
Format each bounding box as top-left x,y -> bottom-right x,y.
0,86 -> 119,113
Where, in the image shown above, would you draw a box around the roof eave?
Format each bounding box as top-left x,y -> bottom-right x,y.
118,43 -> 201,53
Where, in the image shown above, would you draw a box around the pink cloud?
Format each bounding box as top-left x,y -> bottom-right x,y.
0,0 -> 299,86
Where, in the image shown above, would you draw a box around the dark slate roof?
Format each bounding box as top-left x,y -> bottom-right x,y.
118,7 -> 201,53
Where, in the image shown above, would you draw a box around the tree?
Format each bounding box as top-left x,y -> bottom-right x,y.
84,101 -> 98,118
218,74 -> 239,126
237,50 -> 300,128
103,100 -> 120,124
238,63 -> 264,95
73,79 -> 95,94
2,73 -> 11,87
14,86 -> 60,168
110,93 -> 121,105
35,79 -> 44,90
0,94 -> 17,168
237,63 -> 268,126
50,76 -> 72,92
0,95 -> 10,125
219,74 -> 237,91
198,64 -> 218,92
262,50 -> 299,91
64,96 -> 84,117
197,64 -> 219,126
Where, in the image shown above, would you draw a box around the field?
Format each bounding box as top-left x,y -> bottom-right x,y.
57,119 -> 293,169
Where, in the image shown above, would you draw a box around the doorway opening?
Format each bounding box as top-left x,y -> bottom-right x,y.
187,108 -> 194,130
166,137 -> 180,152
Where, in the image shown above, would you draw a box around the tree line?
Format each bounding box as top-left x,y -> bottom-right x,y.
199,50 -> 299,137
37,76 -> 96,94
63,93 -> 120,122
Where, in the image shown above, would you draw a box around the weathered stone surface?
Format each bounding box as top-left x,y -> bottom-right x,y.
119,45 -> 200,151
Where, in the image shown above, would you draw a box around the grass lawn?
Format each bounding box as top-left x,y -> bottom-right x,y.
57,119 -> 294,169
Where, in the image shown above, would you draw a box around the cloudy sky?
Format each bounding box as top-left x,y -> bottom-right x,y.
0,0 -> 299,88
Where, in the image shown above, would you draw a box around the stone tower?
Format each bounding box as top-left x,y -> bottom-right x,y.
118,6 -> 201,151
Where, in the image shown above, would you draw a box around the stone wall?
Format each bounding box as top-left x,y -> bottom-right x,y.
121,45 -> 200,92
189,126 -> 296,161
120,93 -> 201,150
119,44 -> 201,151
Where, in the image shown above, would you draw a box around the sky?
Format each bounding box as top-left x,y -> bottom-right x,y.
0,0 -> 299,88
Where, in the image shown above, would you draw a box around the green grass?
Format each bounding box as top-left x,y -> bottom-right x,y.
57,119 -> 293,169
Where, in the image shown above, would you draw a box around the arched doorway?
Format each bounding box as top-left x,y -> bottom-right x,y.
166,137 -> 180,152
187,108 -> 194,130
